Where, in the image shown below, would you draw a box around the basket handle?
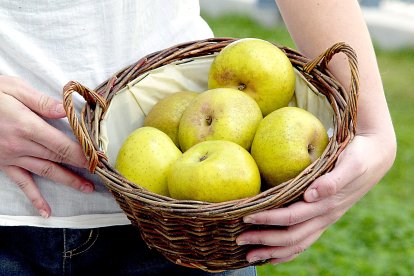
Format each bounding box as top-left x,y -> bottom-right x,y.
62,81 -> 108,172
303,42 -> 359,127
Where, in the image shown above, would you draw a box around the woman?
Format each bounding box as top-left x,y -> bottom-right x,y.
0,0 -> 396,274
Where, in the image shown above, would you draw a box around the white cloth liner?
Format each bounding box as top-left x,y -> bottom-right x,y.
100,55 -> 335,164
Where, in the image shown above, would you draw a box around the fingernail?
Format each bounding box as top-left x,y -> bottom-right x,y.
236,239 -> 249,245
39,209 -> 49,219
82,157 -> 89,169
248,256 -> 260,263
80,183 -> 93,193
54,103 -> 65,115
310,188 -> 319,200
244,216 -> 255,224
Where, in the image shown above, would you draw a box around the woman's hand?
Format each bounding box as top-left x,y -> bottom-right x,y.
0,76 -> 95,218
236,132 -> 396,264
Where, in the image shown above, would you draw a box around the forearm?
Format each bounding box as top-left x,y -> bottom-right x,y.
276,0 -> 395,149
237,2 -> 397,263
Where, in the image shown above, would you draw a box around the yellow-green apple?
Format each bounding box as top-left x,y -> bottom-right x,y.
251,107 -> 329,187
144,91 -> 198,148
208,38 -> 296,116
168,140 -> 261,202
178,88 -> 262,152
115,126 -> 182,196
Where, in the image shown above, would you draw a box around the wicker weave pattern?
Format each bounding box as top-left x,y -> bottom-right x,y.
63,38 -> 359,272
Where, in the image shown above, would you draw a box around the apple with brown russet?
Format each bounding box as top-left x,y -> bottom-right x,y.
208,38 -> 296,116
144,91 -> 198,148
115,127 -> 182,196
178,87 -> 263,152
251,107 -> 329,187
168,140 -> 261,203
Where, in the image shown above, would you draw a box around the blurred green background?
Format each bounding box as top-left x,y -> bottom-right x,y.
203,14 -> 414,275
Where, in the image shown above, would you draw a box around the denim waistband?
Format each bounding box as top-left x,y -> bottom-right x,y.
0,225 -> 256,276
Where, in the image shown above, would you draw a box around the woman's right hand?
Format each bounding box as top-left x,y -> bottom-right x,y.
0,76 -> 95,218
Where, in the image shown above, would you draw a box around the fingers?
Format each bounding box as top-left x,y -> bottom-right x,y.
268,230 -> 323,265
237,211 -> 328,247
269,254 -> 300,265
241,199 -> 335,227
0,76 -> 66,118
0,76 -> 94,218
2,156 -> 94,219
244,230 -> 323,264
14,156 -> 94,193
10,139 -> 86,168
237,203 -> 339,264
238,214 -> 326,263
24,119 -> 89,169
3,165 -> 51,218
0,90 -> 88,169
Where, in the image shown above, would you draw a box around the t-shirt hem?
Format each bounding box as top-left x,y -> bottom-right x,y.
0,213 -> 131,229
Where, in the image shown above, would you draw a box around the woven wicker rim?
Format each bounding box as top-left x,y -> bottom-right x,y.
62,38 -> 359,271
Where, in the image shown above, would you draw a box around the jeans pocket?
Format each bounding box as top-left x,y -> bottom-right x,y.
63,229 -> 99,258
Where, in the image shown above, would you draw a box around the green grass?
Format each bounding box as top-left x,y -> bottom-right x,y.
203,14 -> 414,275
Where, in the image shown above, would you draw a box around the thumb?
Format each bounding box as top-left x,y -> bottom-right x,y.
304,171 -> 343,202
304,148 -> 363,202
3,77 -> 66,118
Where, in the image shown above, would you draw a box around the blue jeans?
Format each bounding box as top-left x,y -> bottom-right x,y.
0,225 -> 256,276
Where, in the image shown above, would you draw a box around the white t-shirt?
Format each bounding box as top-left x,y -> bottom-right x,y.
0,0 -> 214,228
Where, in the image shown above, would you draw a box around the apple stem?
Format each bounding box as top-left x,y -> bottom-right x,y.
205,115 -> 213,126
199,154 -> 208,162
237,83 -> 246,91
308,144 -> 315,154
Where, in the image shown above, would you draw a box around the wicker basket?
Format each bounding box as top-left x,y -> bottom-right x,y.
63,38 -> 359,272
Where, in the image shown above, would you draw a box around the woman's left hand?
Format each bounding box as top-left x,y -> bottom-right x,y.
236,133 -> 396,265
